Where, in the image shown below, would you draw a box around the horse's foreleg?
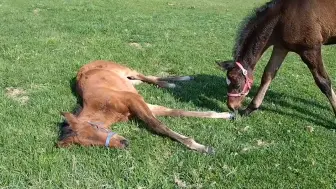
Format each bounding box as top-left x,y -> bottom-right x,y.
300,48 -> 336,116
243,46 -> 288,115
147,104 -> 233,119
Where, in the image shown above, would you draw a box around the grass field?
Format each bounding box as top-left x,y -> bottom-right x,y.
1,0 -> 336,188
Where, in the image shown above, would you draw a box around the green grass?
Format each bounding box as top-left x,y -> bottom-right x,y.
1,0 -> 336,188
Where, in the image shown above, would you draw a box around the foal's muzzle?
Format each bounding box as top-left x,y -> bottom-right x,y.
120,139 -> 129,148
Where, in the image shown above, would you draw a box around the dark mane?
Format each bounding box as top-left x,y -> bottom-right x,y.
233,0 -> 279,60
58,105 -> 82,140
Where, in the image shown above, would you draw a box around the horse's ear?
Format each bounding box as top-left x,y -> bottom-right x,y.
61,112 -> 79,129
216,60 -> 235,71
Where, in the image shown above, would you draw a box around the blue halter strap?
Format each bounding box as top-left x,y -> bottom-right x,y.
105,132 -> 116,147
87,121 -> 116,148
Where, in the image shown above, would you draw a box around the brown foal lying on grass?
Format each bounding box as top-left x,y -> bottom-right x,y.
58,60 -> 233,153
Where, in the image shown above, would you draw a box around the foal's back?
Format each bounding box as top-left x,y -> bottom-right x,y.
280,0 -> 336,44
76,60 -> 139,96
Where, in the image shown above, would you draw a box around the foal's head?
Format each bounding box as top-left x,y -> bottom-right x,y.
58,112 -> 129,149
217,60 -> 254,110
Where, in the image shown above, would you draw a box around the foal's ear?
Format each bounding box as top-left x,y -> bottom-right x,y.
216,60 -> 235,71
61,112 -> 79,129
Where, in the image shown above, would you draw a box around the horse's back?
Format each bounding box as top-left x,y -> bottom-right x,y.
77,60 -> 134,80
279,0 -> 336,46
76,61 -> 139,99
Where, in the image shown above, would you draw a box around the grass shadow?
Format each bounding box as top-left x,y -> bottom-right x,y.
69,77 -> 83,106
63,74 -> 335,131
261,90 -> 335,129
165,74 -> 335,129
165,74 -> 228,112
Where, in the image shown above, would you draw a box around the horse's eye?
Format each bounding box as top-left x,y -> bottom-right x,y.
226,77 -> 231,85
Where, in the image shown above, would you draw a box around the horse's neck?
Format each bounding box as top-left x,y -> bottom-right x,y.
235,22 -> 275,70
234,1 -> 281,70
236,41 -> 271,71
77,110 -> 110,127
77,107 -> 124,128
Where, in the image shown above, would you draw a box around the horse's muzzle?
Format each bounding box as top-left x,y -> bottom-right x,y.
120,139 -> 129,148
227,96 -> 244,110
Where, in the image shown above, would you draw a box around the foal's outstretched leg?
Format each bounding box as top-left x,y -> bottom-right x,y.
242,46 -> 288,116
300,48 -> 336,116
128,73 -> 192,88
147,104 -> 234,119
128,97 -> 213,153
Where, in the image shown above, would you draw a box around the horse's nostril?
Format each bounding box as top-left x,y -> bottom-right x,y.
120,139 -> 129,147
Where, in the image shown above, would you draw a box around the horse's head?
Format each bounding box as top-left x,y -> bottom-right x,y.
57,112 -> 129,149
217,60 -> 254,110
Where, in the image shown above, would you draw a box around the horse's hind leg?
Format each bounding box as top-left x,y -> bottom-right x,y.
299,47 -> 336,116
128,72 -> 192,88
147,104 -> 233,119
127,96 -> 213,153
243,46 -> 288,115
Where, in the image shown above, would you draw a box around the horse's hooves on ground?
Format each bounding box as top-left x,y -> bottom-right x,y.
158,82 -> 176,88
167,83 -> 176,88
233,112 -> 243,121
183,76 -> 194,81
205,146 -> 215,155
229,112 -> 236,120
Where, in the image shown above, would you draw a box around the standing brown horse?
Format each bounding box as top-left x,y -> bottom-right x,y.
218,0 -> 336,116
58,60 -> 233,153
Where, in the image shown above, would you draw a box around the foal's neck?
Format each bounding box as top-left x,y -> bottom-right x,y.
77,109 -> 112,128
235,26 -> 274,71
234,0 -> 281,70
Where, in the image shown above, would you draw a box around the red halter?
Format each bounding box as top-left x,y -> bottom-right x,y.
227,62 -> 253,97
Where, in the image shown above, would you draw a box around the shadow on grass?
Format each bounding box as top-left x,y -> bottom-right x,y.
63,74 -> 335,132
165,74 -> 335,129
69,77 -> 83,106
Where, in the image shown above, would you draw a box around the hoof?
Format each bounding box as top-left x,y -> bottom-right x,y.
229,112 -> 236,120
205,146 -> 215,155
158,81 -> 176,88
166,83 -> 176,88
180,76 -> 194,81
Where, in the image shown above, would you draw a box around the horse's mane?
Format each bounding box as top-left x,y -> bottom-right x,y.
233,0 -> 280,60
59,105 -> 82,140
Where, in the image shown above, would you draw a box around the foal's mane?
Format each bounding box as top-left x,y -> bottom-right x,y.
233,0 -> 280,60
59,105 -> 82,140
